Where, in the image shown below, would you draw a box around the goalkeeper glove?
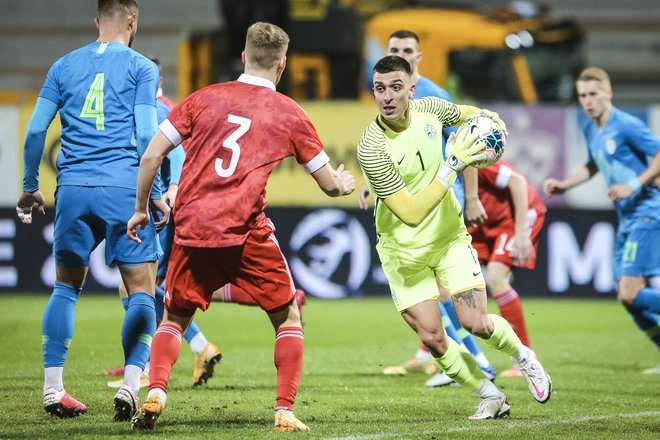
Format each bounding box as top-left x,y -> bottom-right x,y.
437,125 -> 487,188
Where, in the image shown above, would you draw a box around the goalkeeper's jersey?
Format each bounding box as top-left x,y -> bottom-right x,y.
357,97 -> 466,247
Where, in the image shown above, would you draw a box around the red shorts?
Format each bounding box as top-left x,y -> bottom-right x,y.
469,209 -> 545,270
165,223 -> 296,316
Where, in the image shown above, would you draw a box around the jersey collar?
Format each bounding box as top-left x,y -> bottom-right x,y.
238,73 -> 276,90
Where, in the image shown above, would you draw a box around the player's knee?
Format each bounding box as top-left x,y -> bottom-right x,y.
462,317 -> 493,339
485,272 -> 508,296
617,280 -> 643,307
418,329 -> 445,351
617,288 -> 638,307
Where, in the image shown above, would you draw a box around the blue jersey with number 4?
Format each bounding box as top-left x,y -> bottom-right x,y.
38,41 -> 158,189
580,106 -> 660,231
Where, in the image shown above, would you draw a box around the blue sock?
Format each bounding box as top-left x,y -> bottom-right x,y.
155,286 -> 165,321
442,298 -> 486,359
42,283 -> 81,368
632,288 -> 660,314
438,302 -> 464,346
122,293 -> 156,369
625,305 -> 660,350
121,297 -> 129,311
184,320 -> 201,344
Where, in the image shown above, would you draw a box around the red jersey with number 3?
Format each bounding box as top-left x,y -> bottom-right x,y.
477,160 -> 547,226
160,74 -> 329,248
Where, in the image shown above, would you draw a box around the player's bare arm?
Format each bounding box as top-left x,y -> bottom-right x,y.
508,171 -> 534,265
311,163 -> 356,197
128,130 -> 175,242
543,162 -> 598,197
608,151 -> 660,201
462,167 -> 487,226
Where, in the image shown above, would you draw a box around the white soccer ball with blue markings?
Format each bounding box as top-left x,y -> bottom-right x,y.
463,115 -> 506,168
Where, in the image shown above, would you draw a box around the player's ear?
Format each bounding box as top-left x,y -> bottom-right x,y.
277,55 -> 287,73
241,51 -> 247,66
409,83 -> 416,100
94,16 -> 100,30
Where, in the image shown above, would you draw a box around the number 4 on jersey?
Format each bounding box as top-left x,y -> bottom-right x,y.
80,73 -> 105,131
215,114 -> 251,177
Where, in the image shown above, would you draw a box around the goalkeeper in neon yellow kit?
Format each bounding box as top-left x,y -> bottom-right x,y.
357,55 -> 553,420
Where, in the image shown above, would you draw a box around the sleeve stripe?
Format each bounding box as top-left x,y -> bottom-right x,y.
159,119 -> 183,146
304,150 -> 330,174
413,97 -> 461,127
357,122 -> 406,198
495,165 -> 512,188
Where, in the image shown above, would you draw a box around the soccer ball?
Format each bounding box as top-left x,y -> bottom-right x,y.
463,115 -> 506,168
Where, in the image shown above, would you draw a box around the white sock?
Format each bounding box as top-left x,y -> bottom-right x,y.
275,406 -> 293,416
124,364 -> 142,393
415,348 -> 433,361
44,367 -> 64,392
147,387 -> 167,405
475,379 -> 504,399
473,352 -> 491,370
512,344 -> 533,364
189,333 -> 209,356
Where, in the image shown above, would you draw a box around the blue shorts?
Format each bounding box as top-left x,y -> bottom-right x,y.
614,226 -> 660,280
53,186 -> 161,267
157,219 -> 175,279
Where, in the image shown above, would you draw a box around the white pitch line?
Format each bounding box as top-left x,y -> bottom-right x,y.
325,411 -> 660,440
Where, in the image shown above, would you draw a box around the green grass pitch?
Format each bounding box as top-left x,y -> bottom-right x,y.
0,294 -> 658,439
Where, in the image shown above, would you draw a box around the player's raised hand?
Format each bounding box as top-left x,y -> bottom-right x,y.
127,211 -> 150,244
542,178 -> 565,197
16,190 -> 46,224
337,164 -> 356,196
357,185 -> 373,210
480,109 -> 508,136
150,198 -> 171,232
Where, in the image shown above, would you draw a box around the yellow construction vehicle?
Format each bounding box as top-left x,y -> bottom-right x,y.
362,5 -> 583,104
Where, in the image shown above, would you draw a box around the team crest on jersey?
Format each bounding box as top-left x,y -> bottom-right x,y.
605,139 -> 617,155
424,124 -> 437,140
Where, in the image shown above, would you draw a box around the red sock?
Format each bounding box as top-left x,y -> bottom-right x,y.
274,327 -> 304,409
420,344 -> 430,353
219,284 -> 258,306
494,289 -> 531,347
148,324 -> 182,392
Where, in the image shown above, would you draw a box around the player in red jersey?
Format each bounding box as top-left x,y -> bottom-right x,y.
464,159 -> 547,377
127,22 -> 355,432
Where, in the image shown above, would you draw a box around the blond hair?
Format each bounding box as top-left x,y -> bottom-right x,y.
245,22 -> 290,70
577,67 -> 611,91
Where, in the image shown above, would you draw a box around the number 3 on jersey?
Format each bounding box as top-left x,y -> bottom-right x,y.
215,114 -> 251,177
80,73 -> 105,130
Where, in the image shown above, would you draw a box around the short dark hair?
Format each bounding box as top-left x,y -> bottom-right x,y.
97,0 -> 138,19
373,55 -> 412,76
389,30 -> 419,43
147,55 -> 161,70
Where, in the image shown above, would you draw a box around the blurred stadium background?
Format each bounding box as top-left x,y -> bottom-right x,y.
1,0 -> 660,301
